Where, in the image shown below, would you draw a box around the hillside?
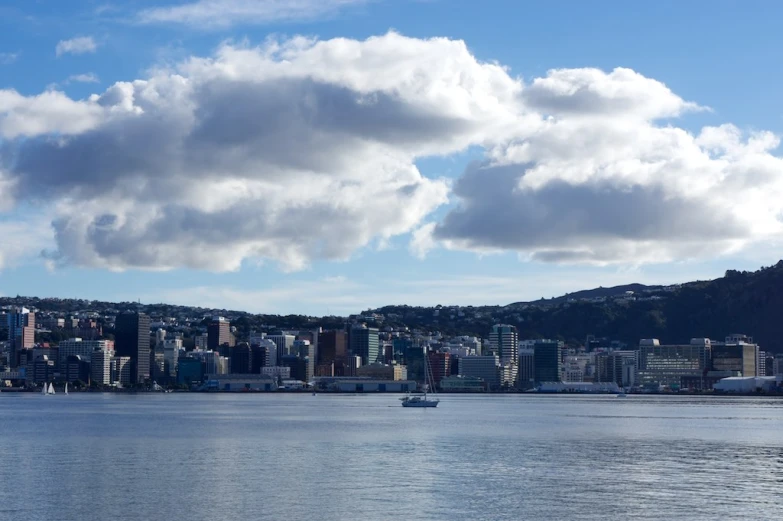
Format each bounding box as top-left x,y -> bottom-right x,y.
3,262 -> 783,352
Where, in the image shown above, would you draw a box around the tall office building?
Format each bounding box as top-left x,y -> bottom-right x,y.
266,333 -> 296,362
533,339 -> 563,383
91,348 -> 113,385
114,312 -> 151,384
230,343 -> 252,374
350,325 -> 379,366
8,307 -> 35,368
518,348 -> 535,388
317,330 -> 347,365
207,317 -> 232,350
490,324 -> 518,366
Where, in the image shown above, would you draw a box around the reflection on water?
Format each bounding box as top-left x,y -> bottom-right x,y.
1,394 -> 782,520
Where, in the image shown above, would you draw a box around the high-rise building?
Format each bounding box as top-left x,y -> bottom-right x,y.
490,324 -> 518,366
427,351 -> 450,388
350,325 -> 379,366
317,330 -> 347,365
230,343 -> 252,374
207,317 -> 232,350
533,339 -> 563,383
518,348 -> 535,388
250,339 -> 277,370
163,339 -> 181,378
8,307 -> 35,368
91,348 -> 113,385
112,356 -> 133,386
114,312 -> 151,384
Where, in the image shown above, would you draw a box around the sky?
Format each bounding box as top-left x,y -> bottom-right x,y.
2,0 -> 783,315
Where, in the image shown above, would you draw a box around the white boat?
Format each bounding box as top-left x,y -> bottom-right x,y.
41,384 -> 47,396
65,383 -> 68,395
401,352 -> 439,408
47,383 -> 55,395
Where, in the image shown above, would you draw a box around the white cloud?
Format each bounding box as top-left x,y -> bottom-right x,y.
55,37 -> 98,57
137,0 -> 368,29
0,89 -> 104,138
2,34 -> 783,275
67,73 -> 100,84
0,52 -> 19,65
2,32 -> 520,272
424,67 -> 783,265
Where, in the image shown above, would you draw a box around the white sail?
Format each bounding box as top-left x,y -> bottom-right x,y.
42,384 -> 47,395
48,383 -> 55,395
65,383 -> 68,395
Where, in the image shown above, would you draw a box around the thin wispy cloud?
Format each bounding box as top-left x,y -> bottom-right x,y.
137,0 -> 368,29
55,37 -> 98,57
67,73 -> 100,84
0,52 -> 19,65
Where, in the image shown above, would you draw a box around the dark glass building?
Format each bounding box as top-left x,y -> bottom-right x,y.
115,312 -> 151,384
230,343 -> 252,374
349,326 -> 379,366
533,340 -> 563,383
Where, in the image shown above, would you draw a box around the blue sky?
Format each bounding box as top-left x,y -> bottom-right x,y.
1,0 -> 783,315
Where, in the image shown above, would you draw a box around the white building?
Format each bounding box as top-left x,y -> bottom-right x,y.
90,348 -> 113,385
262,366 -> 291,380
58,338 -> 113,368
266,334 -> 296,361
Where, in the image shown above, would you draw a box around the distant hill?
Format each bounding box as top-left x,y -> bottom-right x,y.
510,283 -> 662,307
4,261 -> 783,352
371,262 -> 783,352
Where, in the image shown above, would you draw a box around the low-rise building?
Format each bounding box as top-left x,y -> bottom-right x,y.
440,375 -> 486,392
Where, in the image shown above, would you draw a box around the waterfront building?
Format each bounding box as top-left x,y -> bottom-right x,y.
115,312 -> 151,384
112,356 -> 133,386
177,358 -> 205,385
64,355 -> 90,384
261,366 -> 291,380
202,373 -> 276,392
440,375 -> 486,392
637,338 -> 709,390
91,348 -> 113,385
312,377 -> 416,393
459,355 -> 500,390
533,340 -> 563,383
31,355 -> 54,384
518,348 -> 535,389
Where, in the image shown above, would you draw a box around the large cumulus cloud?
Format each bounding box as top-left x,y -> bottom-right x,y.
0,32 -> 521,271
2,34 -> 783,273
421,67 -> 783,264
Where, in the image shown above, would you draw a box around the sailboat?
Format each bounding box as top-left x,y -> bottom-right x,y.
41,384 -> 47,395
65,383 -> 68,395
401,352 -> 439,408
47,383 -> 55,395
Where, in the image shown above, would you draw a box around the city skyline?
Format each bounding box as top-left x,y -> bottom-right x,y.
3,1 -> 783,315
